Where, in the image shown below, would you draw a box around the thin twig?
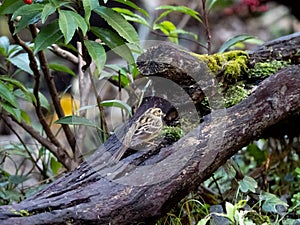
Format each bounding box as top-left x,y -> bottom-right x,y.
75,42 -> 92,160
9,116 -> 75,171
50,44 -> 79,64
29,24 -> 77,157
0,115 -> 44,175
201,0 -> 212,54
88,67 -> 109,142
7,19 -> 62,149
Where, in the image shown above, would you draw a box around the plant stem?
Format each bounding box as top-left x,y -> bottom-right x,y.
201,0 -> 212,54
7,19 -> 62,149
29,25 -> 78,160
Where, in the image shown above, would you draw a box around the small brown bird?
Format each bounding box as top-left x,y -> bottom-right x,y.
111,107 -> 164,162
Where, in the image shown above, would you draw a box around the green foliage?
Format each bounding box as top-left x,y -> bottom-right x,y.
218,34 -> 263,53
248,60 -> 290,78
225,82 -> 250,107
162,126 -> 184,142
191,50 -> 249,81
0,0 -> 145,205
159,138 -> 300,224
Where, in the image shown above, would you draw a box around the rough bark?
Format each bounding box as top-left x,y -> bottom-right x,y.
0,33 -> 300,225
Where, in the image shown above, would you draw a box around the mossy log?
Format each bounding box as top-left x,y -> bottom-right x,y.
0,33 -> 300,225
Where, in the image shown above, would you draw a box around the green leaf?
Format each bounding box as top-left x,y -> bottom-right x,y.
59,10 -> 78,44
55,115 -> 102,131
171,28 -> 198,41
36,90 -> 50,111
84,40 -> 106,73
246,143 -> 267,165
154,21 -> 178,44
197,216 -> 211,225
225,202 -> 235,222
19,88 -> 50,111
7,45 -> 22,58
114,0 -> 149,17
0,76 -> 36,105
0,80 -> 18,108
0,0 -> 24,15
218,34 -> 263,53
239,176 -> 258,193
41,3 -> 57,23
90,27 -> 135,64
9,175 -> 29,185
70,11 -> 88,36
1,102 -> 21,122
207,0 -> 219,10
8,53 -> 39,75
155,5 -> 201,23
91,27 -> 125,49
49,63 -> 76,77
34,20 -> 63,53
21,110 -> 31,124
93,6 -> 139,44
101,99 -> 132,116
82,0 -> 99,22
113,8 -> 149,26
50,156 -> 62,175
0,36 -> 10,56
260,192 -> 288,213
12,4 -> 44,34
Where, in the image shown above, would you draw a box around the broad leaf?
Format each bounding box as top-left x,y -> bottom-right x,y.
0,76 -> 36,104
50,157 -> 62,175
1,102 -> 21,122
260,192 -> 288,213
21,110 -> 31,124
8,53 -> 39,75
218,34 -> 263,53
90,27 -> 135,64
82,0 -> 99,22
55,115 -> 102,130
0,80 -> 18,108
12,4 -> 44,34
93,6 -> 139,44
49,63 -> 76,76
41,3 -> 57,23
59,10 -> 78,44
114,0 -> 149,17
71,12 -> 88,35
0,0 -> 24,15
84,40 -> 106,73
113,8 -> 149,26
154,21 -> 178,44
239,176 -> 258,193
155,5 -> 201,23
0,36 -> 10,56
34,20 -> 63,53
101,99 -> 132,116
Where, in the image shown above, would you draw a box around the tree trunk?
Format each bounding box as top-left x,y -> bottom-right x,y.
0,33 -> 300,225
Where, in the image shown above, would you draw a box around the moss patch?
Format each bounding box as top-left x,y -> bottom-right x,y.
189,50 -> 249,82
247,60 -> 290,78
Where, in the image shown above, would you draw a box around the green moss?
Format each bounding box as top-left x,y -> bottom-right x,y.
246,211 -> 271,225
225,82 -> 250,107
162,126 -> 184,142
12,209 -> 31,217
190,50 -> 249,82
248,60 -> 290,78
